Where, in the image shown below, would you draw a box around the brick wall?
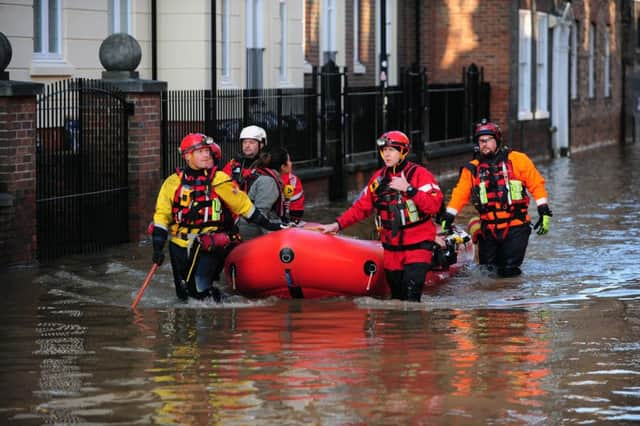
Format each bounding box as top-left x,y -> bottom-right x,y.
125,93 -> 162,243
0,97 -> 37,265
420,0 -> 513,137
570,0 -> 623,152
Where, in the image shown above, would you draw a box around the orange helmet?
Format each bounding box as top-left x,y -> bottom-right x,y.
376,130 -> 410,156
474,119 -> 502,145
179,133 -> 215,156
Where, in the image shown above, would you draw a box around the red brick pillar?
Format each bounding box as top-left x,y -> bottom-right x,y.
101,79 -> 167,242
0,82 -> 44,267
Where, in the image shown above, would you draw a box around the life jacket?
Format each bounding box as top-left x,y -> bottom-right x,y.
227,157 -> 257,192
170,167 -> 234,237
463,149 -> 530,237
371,162 -> 431,237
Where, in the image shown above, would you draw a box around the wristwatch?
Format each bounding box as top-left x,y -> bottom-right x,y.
406,185 -> 417,197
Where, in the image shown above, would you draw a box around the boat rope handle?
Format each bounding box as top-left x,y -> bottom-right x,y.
231,266 -> 236,290
366,271 -> 374,291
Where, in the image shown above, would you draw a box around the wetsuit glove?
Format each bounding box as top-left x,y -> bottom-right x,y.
440,212 -> 455,234
534,204 -> 553,235
248,209 -> 282,231
151,227 -> 168,265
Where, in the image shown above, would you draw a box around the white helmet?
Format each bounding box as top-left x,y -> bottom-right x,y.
239,125 -> 267,146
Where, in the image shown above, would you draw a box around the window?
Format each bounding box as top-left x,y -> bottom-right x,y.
535,12 -> 549,118
33,0 -> 61,60
603,26 -> 611,97
353,0 -> 365,73
518,9 -> 533,120
322,0 -> 337,63
588,23 -> 595,98
279,0 -> 287,81
109,0 -> 130,34
221,0 -> 230,79
246,0 -> 264,89
571,21 -> 578,99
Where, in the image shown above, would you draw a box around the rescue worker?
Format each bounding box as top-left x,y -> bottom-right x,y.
151,133 -> 282,301
237,145 -> 289,240
222,125 -> 267,192
279,152 -> 305,223
440,119 -> 552,277
318,131 -> 443,302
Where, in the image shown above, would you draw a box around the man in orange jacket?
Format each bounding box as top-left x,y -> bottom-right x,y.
440,119 -> 552,277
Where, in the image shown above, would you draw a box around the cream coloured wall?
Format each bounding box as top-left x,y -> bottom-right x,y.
0,0 -> 304,89
0,0 -> 152,83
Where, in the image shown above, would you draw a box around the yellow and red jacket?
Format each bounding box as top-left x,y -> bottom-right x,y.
337,160 -> 443,252
281,171 -> 304,221
446,149 -> 548,234
153,167 -> 254,248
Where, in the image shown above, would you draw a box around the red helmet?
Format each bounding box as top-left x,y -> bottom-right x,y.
474,119 -> 502,145
376,130 -> 411,155
209,141 -> 221,162
179,133 -> 215,156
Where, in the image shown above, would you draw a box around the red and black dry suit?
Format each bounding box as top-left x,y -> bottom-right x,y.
336,160 -> 443,300
446,148 -> 549,277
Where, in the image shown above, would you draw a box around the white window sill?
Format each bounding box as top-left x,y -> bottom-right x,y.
303,61 -> 313,74
219,77 -> 238,89
30,59 -> 75,77
518,111 -> 534,121
353,62 -> 366,74
534,110 -> 550,119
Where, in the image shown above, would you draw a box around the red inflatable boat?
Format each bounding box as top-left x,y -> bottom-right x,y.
223,224 -> 475,299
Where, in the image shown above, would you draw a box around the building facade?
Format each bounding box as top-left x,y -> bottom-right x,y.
0,0 -> 633,157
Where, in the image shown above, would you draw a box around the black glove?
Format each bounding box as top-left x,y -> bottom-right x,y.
151,226 -> 168,265
440,212 -> 455,234
533,204 -> 553,235
248,208 -> 282,231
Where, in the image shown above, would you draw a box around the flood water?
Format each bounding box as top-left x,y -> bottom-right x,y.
2,143 -> 639,425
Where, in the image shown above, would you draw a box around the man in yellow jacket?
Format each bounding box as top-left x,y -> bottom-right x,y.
441,119 -> 552,277
151,133 -> 282,301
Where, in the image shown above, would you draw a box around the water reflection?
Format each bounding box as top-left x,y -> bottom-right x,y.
119,301 -> 561,424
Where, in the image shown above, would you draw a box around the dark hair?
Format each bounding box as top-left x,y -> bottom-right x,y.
257,146 -> 289,171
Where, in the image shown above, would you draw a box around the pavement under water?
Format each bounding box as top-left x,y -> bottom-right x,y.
1,142 -> 639,424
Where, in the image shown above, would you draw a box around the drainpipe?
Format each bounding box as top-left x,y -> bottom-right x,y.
211,0 -> 217,92
380,0 -> 388,132
151,0 -> 157,80
414,0 -> 420,66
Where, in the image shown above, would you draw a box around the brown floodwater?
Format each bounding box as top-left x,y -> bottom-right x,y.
1,143 -> 639,425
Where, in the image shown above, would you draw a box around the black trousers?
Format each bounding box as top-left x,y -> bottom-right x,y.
478,224 -> 531,277
168,243 -> 224,301
385,263 -> 430,302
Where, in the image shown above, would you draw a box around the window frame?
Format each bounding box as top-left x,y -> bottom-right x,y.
518,9 -> 533,120
33,0 -> 62,61
603,25 -> 611,98
109,0 -> 131,35
279,0 -> 288,82
588,23 -> 596,98
570,20 -> 578,100
535,12 -> 549,119
353,0 -> 365,74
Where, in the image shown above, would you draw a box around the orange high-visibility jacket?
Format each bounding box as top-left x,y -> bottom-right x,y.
446,150 -> 548,230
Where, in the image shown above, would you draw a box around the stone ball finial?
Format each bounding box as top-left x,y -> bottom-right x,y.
99,33 -> 141,72
0,32 -> 13,76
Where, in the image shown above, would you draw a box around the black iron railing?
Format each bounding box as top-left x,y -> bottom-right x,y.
36,79 -> 130,261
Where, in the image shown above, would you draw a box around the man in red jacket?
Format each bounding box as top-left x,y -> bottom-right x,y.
318,131 -> 443,301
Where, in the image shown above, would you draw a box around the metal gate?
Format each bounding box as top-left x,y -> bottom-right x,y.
36,79 -> 131,261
